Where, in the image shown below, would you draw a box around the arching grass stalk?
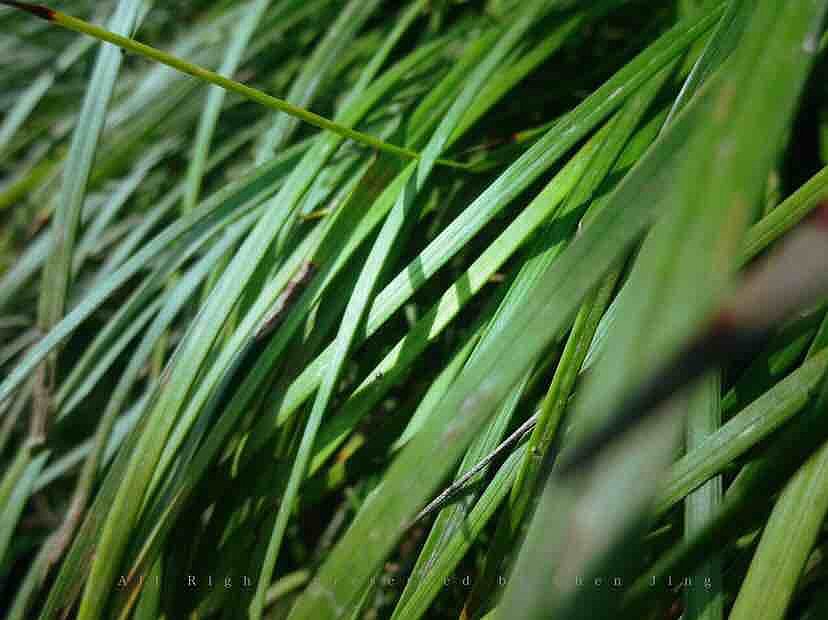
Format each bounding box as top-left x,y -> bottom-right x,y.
0,1 -> 472,170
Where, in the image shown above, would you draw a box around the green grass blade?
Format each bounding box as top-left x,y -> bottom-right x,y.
664,0 -> 748,124
0,142 -> 306,407
626,363 -> 828,618
684,372 -> 724,620
449,72 -> 669,616
64,21 -> 447,618
5,2 -> 461,166
494,3 -> 826,617
286,17 -> 726,617
392,444 -> 528,620
727,315 -> 828,620
255,0 -> 378,161
252,3 -> 551,612
585,162 -> 828,372
258,10 -> 720,454
0,34 -> 93,155
34,0 -> 146,441
0,444 -> 49,578
656,348 -> 828,515
7,2 -> 828,619
182,0 -> 273,213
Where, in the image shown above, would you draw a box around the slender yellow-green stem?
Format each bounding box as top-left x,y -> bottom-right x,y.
1,1 -> 472,169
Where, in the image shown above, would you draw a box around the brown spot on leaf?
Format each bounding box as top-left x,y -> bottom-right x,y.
711,308 -> 739,333
811,201 -> 828,229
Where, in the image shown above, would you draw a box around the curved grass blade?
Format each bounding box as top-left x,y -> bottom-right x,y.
728,314 -> 828,620
0,6 -> 736,620
262,6 -> 723,441
0,34 -> 93,155
0,443 -> 49,578
294,125 -> 604,476
33,0 -> 147,442
655,346 -> 828,516
392,444 -> 528,620
585,162 -> 828,372
131,29 -> 448,535
0,1 -> 471,167
62,24 -> 450,620
625,362 -> 828,618
0,138 -> 307,409
286,15 -> 728,617
6,219 -> 259,619
398,69 -> 669,618
460,73 -> 672,619
251,3 -> 551,612
664,0 -> 748,124
118,12 -> 602,586
0,139 -> 173,311
269,0 -> 430,257
492,4 -> 827,617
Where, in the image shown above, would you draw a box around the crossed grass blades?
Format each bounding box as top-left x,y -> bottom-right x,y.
1,1 -> 828,619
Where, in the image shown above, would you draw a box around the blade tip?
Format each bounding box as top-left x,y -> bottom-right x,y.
1,1 -> 54,20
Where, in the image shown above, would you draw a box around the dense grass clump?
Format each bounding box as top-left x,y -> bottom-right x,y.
1,1 -> 828,619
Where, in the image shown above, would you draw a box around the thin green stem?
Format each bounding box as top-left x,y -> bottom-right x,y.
3,2 -> 472,169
